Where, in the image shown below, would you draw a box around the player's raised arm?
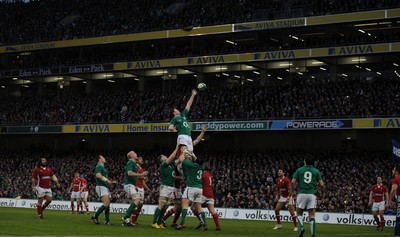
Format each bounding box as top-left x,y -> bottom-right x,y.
193,125 -> 208,146
165,145 -> 179,164
185,89 -> 198,112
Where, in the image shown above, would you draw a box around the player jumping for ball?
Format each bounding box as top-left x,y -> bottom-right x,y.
169,89 -> 198,155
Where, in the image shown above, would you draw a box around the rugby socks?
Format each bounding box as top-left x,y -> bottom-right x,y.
37,203 -> 42,215
212,213 -> 220,228
131,211 -> 137,223
104,206 -> 110,222
193,209 -> 201,221
124,203 -> 137,219
172,211 -> 181,224
157,208 -> 167,224
163,208 -> 175,221
276,212 -> 281,224
200,212 -> 207,226
77,203 -> 80,212
153,207 -> 161,224
131,206 -> 142,223
374,216 -> 380,225
297,216 -> 304,229
94,205 -> 106,219
85,204 -> 89,212
290,212 -> 297,227
71,203 -> 75,212
180,208 -> 188,225
310,218 -> 316,237
380,217 -> 385,229
42,201 -> 51,211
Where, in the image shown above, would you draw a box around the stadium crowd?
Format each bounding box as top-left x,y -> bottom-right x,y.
0,148 -> 393,214
0,0 -> 398,45
0,77 -> 399,125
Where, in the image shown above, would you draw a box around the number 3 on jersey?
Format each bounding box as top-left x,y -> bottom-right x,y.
304,171 -> 312,183
197,170 -> 203,180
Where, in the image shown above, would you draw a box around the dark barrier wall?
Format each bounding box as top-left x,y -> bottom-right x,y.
0,129 -> 399,151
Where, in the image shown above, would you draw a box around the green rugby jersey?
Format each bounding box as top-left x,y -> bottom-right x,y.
293,165 -> 322,195
124,159 -> 138,185
95,163 -> 108,187
170,109 -> 191,136
182,159 -> 204,188
160,161 -> 175,187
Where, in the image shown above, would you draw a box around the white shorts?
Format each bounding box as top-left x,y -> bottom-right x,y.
279,196 -> 295,205
80,191 -> 88,200
372,201 -> 385,212
160,185 -> 175,199
71,191 -> 80,199
183,187 -> 203,203
137,187 -> 144,200
177,134 -> 193,151
174,188 -> 182,199
95,186 -> 110,198
202,196 -> 215,205
123,184 -> 139,199
296,194 -> 317,209
36,186 -> 52,198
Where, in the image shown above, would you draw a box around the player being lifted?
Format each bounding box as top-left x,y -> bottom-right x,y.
122,151 -> 148,226
152,146 -> 179,229
31,158 -> 61,219
273,169 -> 297,231
162,125 -> 208,227
169,89 -> 198,155
69,171 -> 82,214
368,176 -> 389,231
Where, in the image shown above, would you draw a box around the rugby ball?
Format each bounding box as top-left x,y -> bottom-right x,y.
197,83 -> 207,91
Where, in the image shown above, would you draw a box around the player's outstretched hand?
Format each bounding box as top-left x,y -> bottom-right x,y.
56,183 -> 61,188
142,171 -> 149,177
192,89 -> 198,96
368,201 -> 372,207
202,125 -> 209,132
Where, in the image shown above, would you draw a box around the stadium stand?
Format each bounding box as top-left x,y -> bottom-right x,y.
0,0 -> 398,45
0,77 -> 399,125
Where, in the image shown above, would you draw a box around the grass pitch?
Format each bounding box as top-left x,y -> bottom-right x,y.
0,207 -> 393,237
